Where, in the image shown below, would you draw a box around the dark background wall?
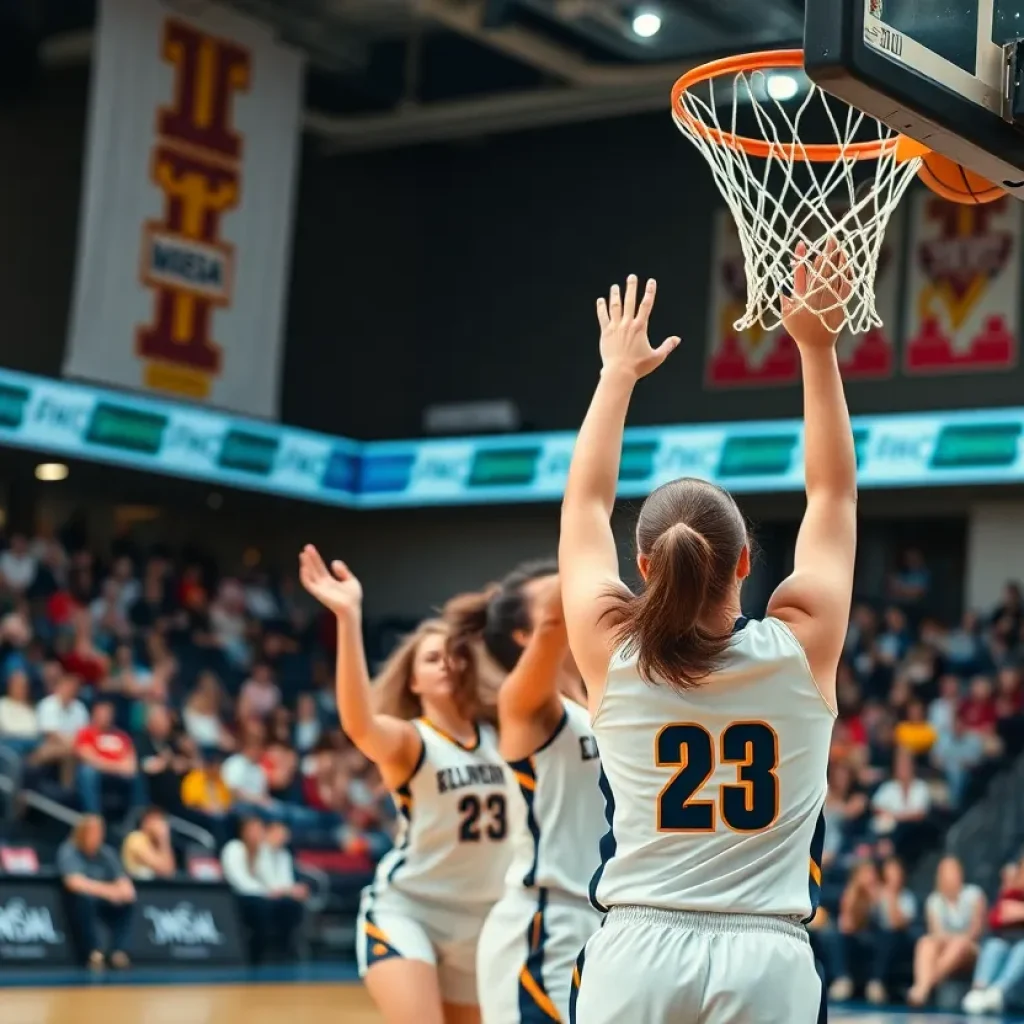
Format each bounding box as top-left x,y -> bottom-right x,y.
1,67 -> 1023,442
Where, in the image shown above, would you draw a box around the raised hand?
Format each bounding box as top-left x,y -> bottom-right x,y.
298,544 -> 363,618
597,275 -> 681,380
781,237 -> 852,347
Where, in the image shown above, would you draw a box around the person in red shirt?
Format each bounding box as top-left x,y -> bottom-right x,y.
958,676 -> 999,735
75,701 -> 143,815
962,860 -> 1024,1014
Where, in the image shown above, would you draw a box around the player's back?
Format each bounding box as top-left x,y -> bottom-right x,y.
589,615 -> 834,920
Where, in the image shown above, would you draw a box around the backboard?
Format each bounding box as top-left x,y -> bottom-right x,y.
805,0 -> 1024,196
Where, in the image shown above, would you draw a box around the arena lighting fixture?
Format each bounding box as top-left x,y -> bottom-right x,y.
632,10 -> 662,37
34,463 -> 69,482
765,73 -> 800,102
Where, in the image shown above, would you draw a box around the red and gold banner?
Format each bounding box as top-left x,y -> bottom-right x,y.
705,212 -> 799,388
705,208 -> 899,388
65,0 -> 303,418
903,192 -> 1020,375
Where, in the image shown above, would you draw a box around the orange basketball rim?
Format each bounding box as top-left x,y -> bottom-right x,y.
671,48 -> 928,164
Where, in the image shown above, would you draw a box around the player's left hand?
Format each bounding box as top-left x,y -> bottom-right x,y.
597,275 -> 681,380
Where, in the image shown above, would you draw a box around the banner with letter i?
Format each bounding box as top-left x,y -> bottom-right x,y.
903,193 -> 1021,375
64,0 -> 304,419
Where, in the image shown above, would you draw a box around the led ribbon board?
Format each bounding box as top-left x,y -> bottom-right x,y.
1,368 -> 1022,508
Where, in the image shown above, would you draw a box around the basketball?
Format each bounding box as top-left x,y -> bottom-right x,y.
917,151 -> 1005,204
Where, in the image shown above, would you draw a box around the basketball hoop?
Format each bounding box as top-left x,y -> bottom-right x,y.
672,49 -> 922,335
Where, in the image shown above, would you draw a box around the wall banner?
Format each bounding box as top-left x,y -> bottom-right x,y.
903,192 -> 1021,375
64,0 -> 304,418
705,210 -> 800,388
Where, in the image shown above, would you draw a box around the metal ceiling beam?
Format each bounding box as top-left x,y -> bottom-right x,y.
418,0 -> 696,87
304,77 -> 689,151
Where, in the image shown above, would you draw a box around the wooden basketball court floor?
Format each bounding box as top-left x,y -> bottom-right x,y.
6,979 -> 1024,1024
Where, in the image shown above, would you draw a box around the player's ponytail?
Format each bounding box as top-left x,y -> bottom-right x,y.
604,477 -> 748,691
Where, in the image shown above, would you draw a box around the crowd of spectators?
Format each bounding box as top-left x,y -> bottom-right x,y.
808,550 -> 1024,1009
0,526 -> 398,967
5,527 -> 1024,997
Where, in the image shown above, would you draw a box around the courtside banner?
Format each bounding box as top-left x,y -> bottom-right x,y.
64,0 -> 304,419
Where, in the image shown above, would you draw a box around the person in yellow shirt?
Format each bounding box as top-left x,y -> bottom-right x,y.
894,698 -> 938,757
180,749 -> 233,844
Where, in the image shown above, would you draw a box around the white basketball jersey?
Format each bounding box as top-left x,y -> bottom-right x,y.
505,698 -> 606,900
590,616 -> 834,920
372,718 -> 511,906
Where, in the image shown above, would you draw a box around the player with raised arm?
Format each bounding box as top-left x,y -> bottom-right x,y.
299,545 -> 510,1024
560,245 -> 854,1023
445,564 -> 605,1023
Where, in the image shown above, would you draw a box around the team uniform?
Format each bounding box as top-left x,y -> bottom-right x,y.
477,698 -> 606,1023
570,616 -> 835,1024
357,718 -> 511,1004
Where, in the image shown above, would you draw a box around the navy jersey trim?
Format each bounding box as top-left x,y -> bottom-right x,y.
508,754 -> 543,888
383,744 -> 423,886
805,808 -> 826,924
733,615 -> 750,633
588,767 -> 617,913
568,943 -> 586,1024
419,717 -> 481,752
532,706 -> 570,757
517,887 -> 561,1022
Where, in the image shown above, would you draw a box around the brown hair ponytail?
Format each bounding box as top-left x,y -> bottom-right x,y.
604,478 -> 748,691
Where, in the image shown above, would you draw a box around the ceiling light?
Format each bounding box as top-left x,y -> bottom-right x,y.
35,463 -> 69,482
766,74 -> 799,102
632,11 -> 662,38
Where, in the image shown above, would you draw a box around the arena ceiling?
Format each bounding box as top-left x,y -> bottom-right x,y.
27,0 -> 805,148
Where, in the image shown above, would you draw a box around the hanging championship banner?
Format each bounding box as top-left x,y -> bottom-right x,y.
836,199 -> 901,380
64,0 -> 304,419
903,193 -> 1020,375
705,211 -> 799,388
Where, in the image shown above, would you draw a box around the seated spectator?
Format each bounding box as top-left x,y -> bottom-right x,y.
294,693 -> 321,753
823,761 -> 868,873
137,704 -> 196,810
888,548 -> 931,611
908,855 -> 985,1005
122,806 -> 176,880
265,709 -> 299,800
894,698 -> 937,757
222,732 -> 273,813
30,672 -> 89,787
932,718 -> 985,807
57,814 -> 136,969
821,857 -> 917,1004
181,745 -> 234,842
238,663 -> 281,721
959,675 -> 999,742
870,748 -> 931,856
75,700 -> 143,815
210,579 -> 251,669
930,675 -> 962,742
944,611 -> 985,676
0,669 -> 39,749
0,533 -> 37,593
182,672 -> 235,752
60,609 -> 111,686
963,859 -> 1024,1015
221,818 -> 306,963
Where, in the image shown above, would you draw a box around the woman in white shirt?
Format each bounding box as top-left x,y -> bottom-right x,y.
183,672 -> 235,751
908,856 -> 986,1006
0,670 -> 39,744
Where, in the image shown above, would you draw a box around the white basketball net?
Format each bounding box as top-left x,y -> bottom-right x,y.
673,69 -> 921,335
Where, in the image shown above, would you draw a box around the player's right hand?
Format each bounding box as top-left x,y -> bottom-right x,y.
299,544 -> 363,616
781,237 -> 852,346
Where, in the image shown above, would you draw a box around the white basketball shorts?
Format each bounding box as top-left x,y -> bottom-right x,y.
477,887 -> 603,1024
570,906 -> 825,1024
357,885 -> 493,1006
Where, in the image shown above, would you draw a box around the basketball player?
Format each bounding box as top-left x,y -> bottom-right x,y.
559,244 -> 854,1023
298,545 -> 511,1024
445,563 -> 606,1023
